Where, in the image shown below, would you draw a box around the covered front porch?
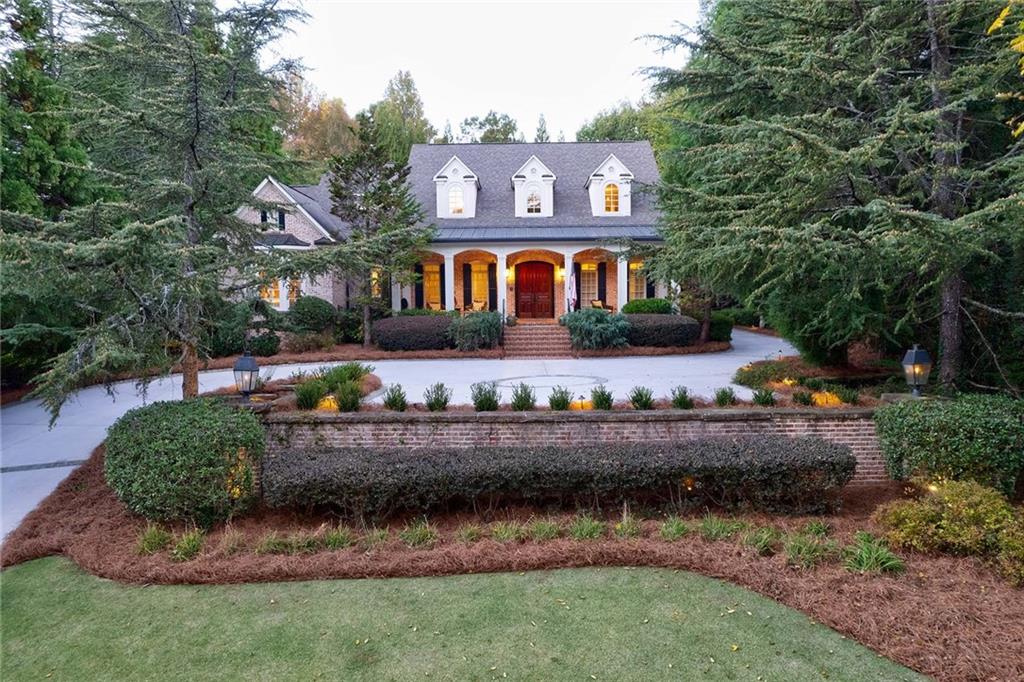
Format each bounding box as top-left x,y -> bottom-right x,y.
391,243 -> 666,318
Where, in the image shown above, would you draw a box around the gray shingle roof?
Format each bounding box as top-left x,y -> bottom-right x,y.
284,178 -> 351,241
408,141 -> 660,239
256,231 -> 310,248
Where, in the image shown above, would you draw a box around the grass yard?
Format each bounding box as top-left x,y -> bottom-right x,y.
2,558 -> 923,681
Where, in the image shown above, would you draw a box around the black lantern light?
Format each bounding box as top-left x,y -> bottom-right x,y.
901,344 -> 932,397
233,352 -> 260,400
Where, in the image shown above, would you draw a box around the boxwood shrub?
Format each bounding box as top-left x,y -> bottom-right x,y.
624,314 -> 699,347
621,298 -> 672,314
875,395 -> 1024,495
373,315 -> 454,351
561,309 -> 629,349
104,399 -> 265,525
709,311 -> 734,342
288,296 -> 336,333
262,436 -> 855,517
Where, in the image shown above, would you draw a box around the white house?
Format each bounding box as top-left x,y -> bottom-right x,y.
243,141 -> 664,318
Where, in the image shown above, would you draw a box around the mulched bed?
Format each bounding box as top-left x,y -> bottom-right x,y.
577,341 -> 730,357
3,447 -> 1022,681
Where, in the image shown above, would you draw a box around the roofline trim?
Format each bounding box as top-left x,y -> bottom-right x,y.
252,176 -> 335,242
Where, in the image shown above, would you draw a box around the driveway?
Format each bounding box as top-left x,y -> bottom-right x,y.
0,330 -> 794,538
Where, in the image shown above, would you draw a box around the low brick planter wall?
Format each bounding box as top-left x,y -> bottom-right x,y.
263,408 -> 886,485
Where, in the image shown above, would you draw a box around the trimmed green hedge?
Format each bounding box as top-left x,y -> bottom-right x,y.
289,296 -> 335,333
625,314 -> 700,347
621,298 -> 673,314
373,315 -> 454,351
875,395 -> 1024,495
262,436 -> 855,517
105,399 -> 265,525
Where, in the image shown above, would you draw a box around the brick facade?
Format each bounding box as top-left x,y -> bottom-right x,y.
263,408 -> 886,485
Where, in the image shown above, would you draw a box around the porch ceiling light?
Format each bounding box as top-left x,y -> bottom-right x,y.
901,344 -> 932,397
233,351 -> 260,400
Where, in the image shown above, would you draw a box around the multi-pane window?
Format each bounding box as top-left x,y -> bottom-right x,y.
277,209 -> 286,230
423,263 -> 441,309
287,278 -> 301,303
449,185 -> 464,215
628,261 -> 647,301
260,210 -> 268,224
370,268 -> 383,299
580,262 -> 598,303
604,184 -> 619,213
470,262 -> 489,309
526,191 -> 541,214
258,273 -> 280,307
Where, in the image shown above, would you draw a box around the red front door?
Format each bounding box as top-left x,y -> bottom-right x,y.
515,262 -> 554,318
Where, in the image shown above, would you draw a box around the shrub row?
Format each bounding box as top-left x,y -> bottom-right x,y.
624,314 -> 700,347
621,298 -> 673,314
373,315 -> 453,351
261,436 -> 856,517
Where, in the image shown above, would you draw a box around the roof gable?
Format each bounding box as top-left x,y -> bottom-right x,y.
511,155 -> 556,185
433,155 -> 479,186
585,153 -> 634,188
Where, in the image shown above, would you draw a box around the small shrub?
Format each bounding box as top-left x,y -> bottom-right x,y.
660,516 -> 690,541
491,521 -> 527,543
255,531 -> 291,554
800,377 -> 827,391
873,479 -> 1015,555
448,311 -> 502,351
373,316 -> 453,351
470,381 -> 500,411
803,520 -> 832,537
282,331 -> 334,354
614,509 -> 642,539
510,382 -> 536,411
743,527 -> 783,557
137,524 -> 172,555
289,296 -> 336,333
171,529 -> 205,562
591,384 -> 613,410
785,534 -> 838,569
843,532 -> 905,574
708,311 -> 733,342
528,519 -> 561,541
875,394 -> 1024,495
670,386 -> 695,409
828,384 -> 859,405
699,513 -> 747,541
248,331 -> 281,357
382,384 -> 408,412
733,360 -> 792,388
105,399 -> 265,525
455,524 -> 484,543
714,387 -> 737,407
217,528 -> 246,556
561,309 -> 629,350
334,309 -> 364,344
399,520 -> 438,548
792,390 -> 814,406
295,380 -> 328,410
752,388 -> 776,407
628,386 -> 655,410
318,362 -> 372,392
568,514 -> 605,540
324,526 -> 357,550
625,314 -> 700,347
424,382 -> 453,412
334,381 -> 363,412
997,519 -> 1024,587
548,385 -> 572,411
621,298 -> 672,314
361,527 -> 389,551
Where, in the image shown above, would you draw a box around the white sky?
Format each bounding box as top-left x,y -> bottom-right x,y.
273,1 -> 702,141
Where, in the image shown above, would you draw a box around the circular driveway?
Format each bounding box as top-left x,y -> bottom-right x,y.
0,330 -> 794,537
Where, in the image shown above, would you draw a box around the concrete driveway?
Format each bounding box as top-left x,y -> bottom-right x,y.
0,330 -> 794,538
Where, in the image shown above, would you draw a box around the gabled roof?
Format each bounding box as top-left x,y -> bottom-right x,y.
407,141 -> 660,232
433,155 -> 479,187
584,153 -> 634,189
251,176 -> 350,241
256,232 -> 310,248
511,155 -> 556,185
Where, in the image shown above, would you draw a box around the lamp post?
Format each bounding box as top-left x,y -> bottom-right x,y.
233,352 -> 260,401
901,344 -> 933,397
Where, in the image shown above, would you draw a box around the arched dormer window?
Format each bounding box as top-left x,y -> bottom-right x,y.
449,184 -> 464,215
604,184 -> 619,213
526,190 -> 542,214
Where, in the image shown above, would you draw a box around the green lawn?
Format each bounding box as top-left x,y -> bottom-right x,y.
2,558 -> 924,681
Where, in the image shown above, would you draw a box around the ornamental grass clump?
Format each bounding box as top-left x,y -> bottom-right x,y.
670,386 -> 695,409
591,384 -> 613,410
295,379 -> 328,410
614,507 -> 642,538
714,387 -> 737,407
137,524 -> 172,555
170,529 -> 205,562
699,513 -> 747,541
628,386 -> 655,410
334,381 -> 362,412
455,524 -> 484,544
471,381 -> 501,411
324,525 -> 358,550
752,388 -> 776,407
318,362 -> 372,391
361,527 -> 389,551
510,382 -> 536,411
743,527 -> 783,557
548,385 -> 572,411
399,520 -> 438,548
784,533 -> 838,569
568,514 -> 605,540
423,382 -> 452,412
659,516 -> 691,541
491,521 -> 527,543
528,519 -> 561,541
843,532 -> 905,574
382,384 -> 407,411
792,390 -> 814,406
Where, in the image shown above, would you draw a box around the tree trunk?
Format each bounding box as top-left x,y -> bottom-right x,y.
699,298 -> 712,344
938,272 -> 964,388
362,302 -> 372,347
181,342 -> 199,399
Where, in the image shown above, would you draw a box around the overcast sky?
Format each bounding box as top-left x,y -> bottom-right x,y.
273,1 -> 702,141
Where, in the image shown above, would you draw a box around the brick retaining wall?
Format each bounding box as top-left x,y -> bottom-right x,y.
263,408 -> 886,485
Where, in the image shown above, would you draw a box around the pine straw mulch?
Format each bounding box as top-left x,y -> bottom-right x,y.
3,449 -> 1022,681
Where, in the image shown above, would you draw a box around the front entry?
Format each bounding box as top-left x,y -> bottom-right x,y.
515,261 -> 554,318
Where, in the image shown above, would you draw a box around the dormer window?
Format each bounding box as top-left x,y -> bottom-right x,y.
527,190 -> 541,214
434,155 -> 478,218
449,185 -> 464,215
604,184 -> 619,213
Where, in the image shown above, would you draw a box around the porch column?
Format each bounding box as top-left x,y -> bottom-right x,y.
496,251 -> 508,318
561,248 -> 576,312
616,256 -> 628,312
390,279 -> 402,312
278,278 -> 290,312
443,252 -> 456,312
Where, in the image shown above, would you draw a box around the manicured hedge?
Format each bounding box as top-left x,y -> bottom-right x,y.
262,436 -> 856,516
625,314 -> 700,347
289,296 -> 335,333
373,315 -> 454,351
875,394 -> 1024,496
105,399 -> 265,525
621,298 -> 673,314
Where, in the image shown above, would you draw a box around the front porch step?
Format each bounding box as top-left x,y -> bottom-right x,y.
504,324 -> 573,358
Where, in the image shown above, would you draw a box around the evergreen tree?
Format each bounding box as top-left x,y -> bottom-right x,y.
368,71 -> 436,164
1,0 -> 303,419
1,0 -> 94,217
534,113 -> 550,142
647,0 -> 1022,391
434,120 -> 455,144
